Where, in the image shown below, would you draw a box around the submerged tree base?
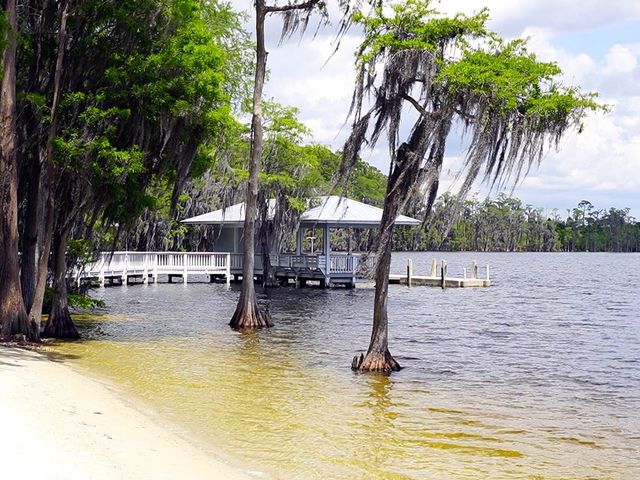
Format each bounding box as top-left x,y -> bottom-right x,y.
1,311 -> 40,343
42,310 -> 80,339
229,300 -> 273,329
352,349 -> 401,375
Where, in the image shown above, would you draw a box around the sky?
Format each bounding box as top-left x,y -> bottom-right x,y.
229,0 -> 640,218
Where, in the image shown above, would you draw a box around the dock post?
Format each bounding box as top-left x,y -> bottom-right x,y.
440,260 -> 447,289
406,259 -> 413,287
183,253 -> 188,284
431,258 -> 438,277
486,264 -> 490,281
472,260 -> 478,279
463,267 -> 467,280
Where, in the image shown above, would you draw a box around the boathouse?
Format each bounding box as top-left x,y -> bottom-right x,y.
181,196 -> 420,287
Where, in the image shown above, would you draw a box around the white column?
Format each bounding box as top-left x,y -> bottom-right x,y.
233,227 -> 240,253
324,224 -> 331,276
183,253 -> 188,283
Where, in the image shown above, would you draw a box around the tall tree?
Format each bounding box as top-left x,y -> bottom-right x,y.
342,1 -> 600,373
230,0 -> 325,328
0,0 -> 38,341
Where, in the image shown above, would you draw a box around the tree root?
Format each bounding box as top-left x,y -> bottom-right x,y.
42,308 -> 80,339
352,349 -> 401,375
229,299 -> 273,329
1,310 -> 40,343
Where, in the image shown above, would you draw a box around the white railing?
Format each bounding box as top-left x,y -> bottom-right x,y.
229,254 -> 319,271
81,251 -> 378,284
329,254 -> 354,273
78,251 -> 230,284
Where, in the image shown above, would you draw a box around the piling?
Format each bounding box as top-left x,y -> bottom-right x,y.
430,258 -> 438,277
407,259 -> 413,287
440,260 -> 447,289
472,260 -> 478,279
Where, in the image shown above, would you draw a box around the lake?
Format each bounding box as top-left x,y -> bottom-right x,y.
50,252 -> 640,479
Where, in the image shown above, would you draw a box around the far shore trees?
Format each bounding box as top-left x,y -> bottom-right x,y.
341,1 -> 601,374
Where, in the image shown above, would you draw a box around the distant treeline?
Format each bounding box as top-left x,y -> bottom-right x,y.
393,194 -> 640,252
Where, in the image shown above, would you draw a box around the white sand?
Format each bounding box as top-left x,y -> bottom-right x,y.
0,346 -> 257,480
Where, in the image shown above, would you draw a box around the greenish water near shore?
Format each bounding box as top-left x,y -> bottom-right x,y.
48,253 -> 640,479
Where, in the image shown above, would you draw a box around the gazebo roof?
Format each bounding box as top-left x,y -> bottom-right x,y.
181,196 -> 421,228
182,199 -> 276,227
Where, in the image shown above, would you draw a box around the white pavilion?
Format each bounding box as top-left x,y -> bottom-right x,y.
182,195 -> 420,287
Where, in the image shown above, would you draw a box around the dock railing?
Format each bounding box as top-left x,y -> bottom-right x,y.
228,252 -> 373,277
78,251 -> 231,285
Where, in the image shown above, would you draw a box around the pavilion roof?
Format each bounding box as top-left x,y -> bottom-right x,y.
181,196 -> 421,228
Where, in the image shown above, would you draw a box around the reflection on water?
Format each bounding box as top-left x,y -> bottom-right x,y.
49,253 -> 640,479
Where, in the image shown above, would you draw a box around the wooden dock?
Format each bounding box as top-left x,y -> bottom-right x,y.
389,259 -> 491,288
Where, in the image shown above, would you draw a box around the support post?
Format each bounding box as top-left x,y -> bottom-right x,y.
296,228 -> 303,255
183,253 -> 188,284
99,253 -> 106,287
440,259 -> 447,289
406,259 -> 413,287
142,254 -> 148,284
122,251 -> 128,285
324,224 -> 331,284
431,258 -> 438,277
486,264 -> 490,281
151,254 -> 157,284
226,253 -> 231,285
472,260 -> 478,279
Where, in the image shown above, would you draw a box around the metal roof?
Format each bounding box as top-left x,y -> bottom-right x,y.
181,199 -> 276,226
182,196 -> 421,227
301,196 -> 420,226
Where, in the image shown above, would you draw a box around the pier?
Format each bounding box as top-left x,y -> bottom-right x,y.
389,259 -> 491,288
76,251 -> 376,287
77,252 -> 490,289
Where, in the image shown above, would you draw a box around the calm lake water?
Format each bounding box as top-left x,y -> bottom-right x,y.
50,252 -> 640,479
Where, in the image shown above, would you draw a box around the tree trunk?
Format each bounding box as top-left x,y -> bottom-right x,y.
42,226 -> 79,339
352,119 -> 434,374
230,1 -> 272,328
259,196 -> 278,288
0,0 -> 39,341
20,156 -> 42,312
29,0 -> 68,325
351,198 -> 401,374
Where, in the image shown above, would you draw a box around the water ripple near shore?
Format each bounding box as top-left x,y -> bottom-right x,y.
50,252 -> 640,479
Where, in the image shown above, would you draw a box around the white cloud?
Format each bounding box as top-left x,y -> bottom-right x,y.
226,0 -> 640,214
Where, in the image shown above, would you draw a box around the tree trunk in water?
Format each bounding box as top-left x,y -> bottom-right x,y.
0,0 -> 39,341
230,1 -> 272,328
259,196 -> 278,288
42,226 -> 79,339
351,200 -> 401,374
29,0 -> 68,325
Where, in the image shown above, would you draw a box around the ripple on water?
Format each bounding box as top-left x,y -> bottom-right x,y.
49,252 -> 640,480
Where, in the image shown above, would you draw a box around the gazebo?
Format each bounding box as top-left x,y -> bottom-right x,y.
182,196 -> 420,287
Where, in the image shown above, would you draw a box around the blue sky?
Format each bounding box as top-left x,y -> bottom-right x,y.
231,1 -> 640,218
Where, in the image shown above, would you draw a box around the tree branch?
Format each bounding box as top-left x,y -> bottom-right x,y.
400,93 -> 437,120
265,0 -> 321,13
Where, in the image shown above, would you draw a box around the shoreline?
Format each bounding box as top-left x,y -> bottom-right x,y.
0,345 -> 259,480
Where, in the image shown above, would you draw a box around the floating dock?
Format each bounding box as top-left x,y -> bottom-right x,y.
389,259 -> 491,288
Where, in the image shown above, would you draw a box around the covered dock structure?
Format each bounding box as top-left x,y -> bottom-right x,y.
181,196 -> 420,287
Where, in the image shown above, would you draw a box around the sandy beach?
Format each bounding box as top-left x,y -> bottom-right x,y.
0,346 -> 256,480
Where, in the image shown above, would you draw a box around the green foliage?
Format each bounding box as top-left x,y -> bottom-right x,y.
0,9 -> 8,58
43,288 -> 106,313
438,39 -> 601,119
353,0 -> 490,64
